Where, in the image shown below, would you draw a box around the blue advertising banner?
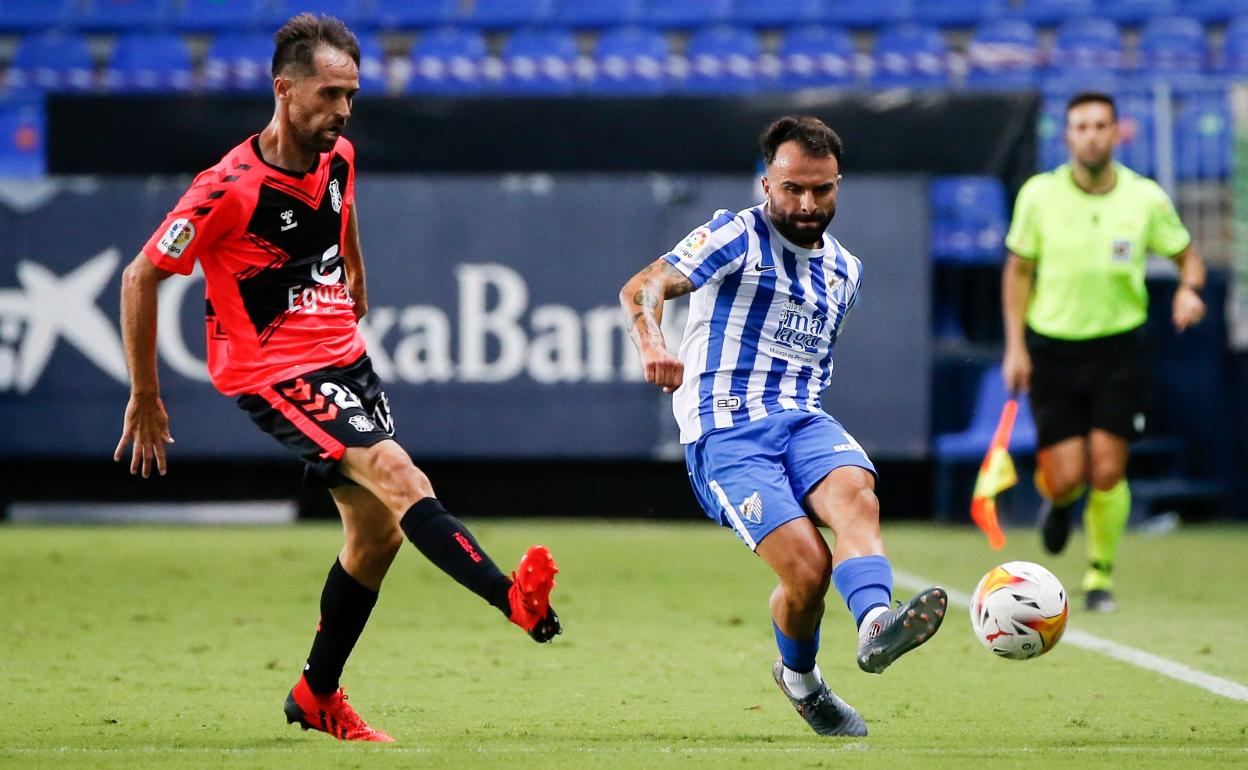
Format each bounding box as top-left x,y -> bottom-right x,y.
0,173 -> 929,460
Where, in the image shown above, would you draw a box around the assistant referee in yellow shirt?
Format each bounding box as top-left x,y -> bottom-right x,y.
1002,92 -> 1208,613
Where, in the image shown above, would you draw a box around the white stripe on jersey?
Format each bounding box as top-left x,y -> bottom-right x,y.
664,204 -> 863,444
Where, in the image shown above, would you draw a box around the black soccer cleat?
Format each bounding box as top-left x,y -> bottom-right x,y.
527,607 -> 561,643
1084,589 -> 1118,613
1038,499 -> 1076,555
856,587 -> 947,674
771,659 -> 868,737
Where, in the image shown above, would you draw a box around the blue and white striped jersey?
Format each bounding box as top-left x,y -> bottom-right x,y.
664,205 -> 863,444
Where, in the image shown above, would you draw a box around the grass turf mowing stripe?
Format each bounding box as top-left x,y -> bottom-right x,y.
894,569 -> 1248,703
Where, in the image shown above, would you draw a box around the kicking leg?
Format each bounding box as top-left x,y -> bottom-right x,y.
806,467 -> 946,674
339,440 -> 560,641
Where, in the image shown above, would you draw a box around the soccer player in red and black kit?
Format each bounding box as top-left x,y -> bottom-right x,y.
113,15 -> 561,743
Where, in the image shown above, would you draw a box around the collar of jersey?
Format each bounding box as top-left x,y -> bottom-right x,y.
1061,160 -> 1124,198
249,134 -> 321,179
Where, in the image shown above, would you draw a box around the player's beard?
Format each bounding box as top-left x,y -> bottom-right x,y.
768,204 -> 835,248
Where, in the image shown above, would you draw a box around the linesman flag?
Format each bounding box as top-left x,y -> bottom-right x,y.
970,396 -> 1019,550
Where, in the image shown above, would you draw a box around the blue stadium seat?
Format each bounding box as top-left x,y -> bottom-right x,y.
934,366 -> 1037,460
0,96 -> 44,177
269,0 -> 374,29
1048,17 -> 1122,74
79,0 -> 171,32
406,27 -> 489,94
376,0 -> 460,30
679,24 -> 760,93
6,32 -> 95,93
1175,97 -> 1233,180
175,0 -> 267,33
1116,93 -> 1157,177
1094,0 -> 1175,24
773,25 -> 857,90
1181,0 -> 1248,22
824,0 -> 913,28
203,33 -> 273,92
870,24 -> 950,89
641,0 -> 731,29
553,0 -> 642,28
730,0 -> 824,27
467,0 -> 554,29
1036,97 -> 1067,170
590,26 -> 669,94
1219,16 -> 1248,73
965,19 -> 1039,89
104,33 -> 193,92
0,0 -> 74,32
357,33 -> 389,94
914,0 -> 1008,27
1011,0 -> 1096,25
499,28 -> 580,94
1137,17 -> 1207,77
929,176 -> 1007,263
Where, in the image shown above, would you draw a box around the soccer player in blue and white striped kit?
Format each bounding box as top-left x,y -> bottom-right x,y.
621,116 -> 947,737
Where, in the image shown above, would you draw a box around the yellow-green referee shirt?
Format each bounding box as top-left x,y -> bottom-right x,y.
1005,162 -> 1191,341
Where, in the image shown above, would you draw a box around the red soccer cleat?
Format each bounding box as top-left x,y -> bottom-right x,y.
284,675 -> 395,742
508,545 -> 561,642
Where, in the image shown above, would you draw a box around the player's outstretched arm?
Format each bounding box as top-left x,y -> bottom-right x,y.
619,258 -> 694,393
114,254 -> 177,478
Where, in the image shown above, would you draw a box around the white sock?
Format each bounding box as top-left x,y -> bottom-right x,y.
858,605 -> 889,638
782,663 -> 823,699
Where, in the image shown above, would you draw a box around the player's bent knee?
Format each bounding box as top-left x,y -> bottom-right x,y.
1089,466 -> 1124,492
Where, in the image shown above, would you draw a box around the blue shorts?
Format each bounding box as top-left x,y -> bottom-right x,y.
684,410 -> 876,551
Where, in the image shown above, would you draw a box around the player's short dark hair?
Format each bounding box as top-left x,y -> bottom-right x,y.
760,115 -> 843,166
1066,91 -> 1117,121
272,13 -> 360,79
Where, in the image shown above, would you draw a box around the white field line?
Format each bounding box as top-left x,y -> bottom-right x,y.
893,569 -> 1248,703
2,746 -> 1246,756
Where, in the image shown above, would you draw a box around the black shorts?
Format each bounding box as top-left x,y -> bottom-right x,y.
1026,326 -> 1151,449
237,354 -> 395,488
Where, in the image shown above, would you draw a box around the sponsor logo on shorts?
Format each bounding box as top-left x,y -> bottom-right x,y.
832,432 -> 865,455
157,218 -> 194,258
741,491 -> 763,525
348,414 -> 376,432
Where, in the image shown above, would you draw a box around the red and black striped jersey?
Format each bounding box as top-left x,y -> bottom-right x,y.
142,135 -> 366,396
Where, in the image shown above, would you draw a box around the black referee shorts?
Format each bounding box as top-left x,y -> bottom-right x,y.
1026,325 -> 1151,449
237,354 -> 396,488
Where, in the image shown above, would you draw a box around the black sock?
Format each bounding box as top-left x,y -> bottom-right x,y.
303,559 -> 379,695
399,497 -> 512,616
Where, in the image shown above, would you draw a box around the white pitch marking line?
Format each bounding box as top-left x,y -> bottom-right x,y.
893,569 -> 1248,703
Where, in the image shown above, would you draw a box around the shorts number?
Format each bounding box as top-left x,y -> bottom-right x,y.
319,382 -> 362,410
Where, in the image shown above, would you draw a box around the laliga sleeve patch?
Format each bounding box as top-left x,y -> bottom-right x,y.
677,226 -> 712,260
158,218 -> 196,259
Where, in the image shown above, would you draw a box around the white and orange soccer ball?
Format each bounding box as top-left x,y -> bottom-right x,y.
970,561 -> 1069,660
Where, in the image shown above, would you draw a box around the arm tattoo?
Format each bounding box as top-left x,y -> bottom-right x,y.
659,262 -> 694,298
622,259 -> 696,351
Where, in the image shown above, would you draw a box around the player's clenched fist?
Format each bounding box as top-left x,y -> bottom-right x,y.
642,347 -> 684,393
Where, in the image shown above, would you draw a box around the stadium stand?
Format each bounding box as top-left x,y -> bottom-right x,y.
772,25 -> 857,90
498,28 -> 580,94
1095,0 -> 1176,25
680,24 -> 760,93
6,31 -> 95,93
269,0 -> 376,30
468,0 -> 556,29
202,32 -> 274,92
591,25 -> 669,94
1175,96 -> 1233,180
406,26 -> 490,94
641,0 -> 731,29
929,176 -> 1008,264
376,0 -> 460,30
965,18 -> 1039,89
79,0 -> 172,32
729,0 -> 825,27
357,32 -> 388,94
824,0 -> 914,28
0,0 -> 74,32
870,23 -> 950,89
104,32 -> 194,92
1012,0 -> 1097,25
553,0 -> 643,28
913,0 -> 1008,27
0,95 -> 42,176
175,0 -> 268,33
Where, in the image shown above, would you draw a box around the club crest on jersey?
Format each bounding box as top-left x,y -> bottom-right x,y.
677,226 -> 711,260
1111,238 -> 1132,263
349,414 -> 376,432
328,179 -> 342,213
741,492 -> 764,525
157,218 -> 194,258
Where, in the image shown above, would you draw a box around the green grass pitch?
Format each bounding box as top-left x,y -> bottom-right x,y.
2,520 -> 1245,768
